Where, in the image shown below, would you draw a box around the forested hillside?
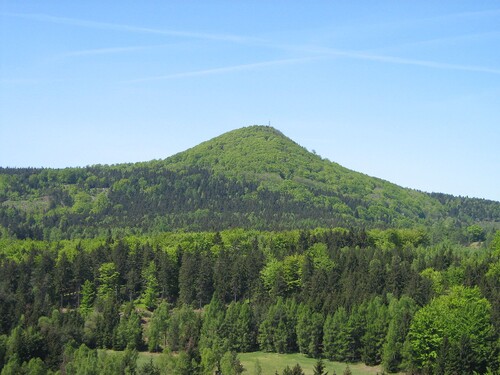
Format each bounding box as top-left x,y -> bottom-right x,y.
1,126 -> 499,240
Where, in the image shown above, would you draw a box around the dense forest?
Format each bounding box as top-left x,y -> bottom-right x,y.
1,126 -> 500,374
0,228 -> 499,374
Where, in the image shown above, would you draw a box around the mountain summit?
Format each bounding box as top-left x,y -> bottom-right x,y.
167,125 -> 323,177
0,126 -> 499,238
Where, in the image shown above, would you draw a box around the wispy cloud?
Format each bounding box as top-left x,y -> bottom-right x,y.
374,31 -> 500,52
2,12 -> 258,43
125,57 -> 316,83
267,43 -> 500,75
316,48 -> 500,75
328,49 -> 500,75
428,8 -> 500,21
126,45 -> 500,84
58,45 -> 170,58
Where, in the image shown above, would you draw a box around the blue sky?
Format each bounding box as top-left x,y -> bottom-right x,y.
1,1 -> 499,201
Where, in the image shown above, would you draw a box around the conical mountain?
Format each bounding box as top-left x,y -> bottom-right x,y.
1,125 -> 498,238
164,125 -> 442,225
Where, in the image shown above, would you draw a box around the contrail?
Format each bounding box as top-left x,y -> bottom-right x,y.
125,57 -> 316,83
268,44 -> 500,75
1,12 -> 259,43
58,45 -> 171,58
327,49 -> 500,75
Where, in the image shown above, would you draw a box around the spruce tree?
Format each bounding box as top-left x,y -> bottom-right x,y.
313,358 -> 328,375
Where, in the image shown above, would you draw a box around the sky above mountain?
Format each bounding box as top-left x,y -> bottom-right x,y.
1,1 -> 499,201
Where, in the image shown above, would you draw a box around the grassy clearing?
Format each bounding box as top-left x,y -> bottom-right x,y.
239,352 -> 385,375
113,350 -> 385,374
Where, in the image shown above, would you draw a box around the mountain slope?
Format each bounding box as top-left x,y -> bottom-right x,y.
164,126 -> 442,221
0,125 -> 499,239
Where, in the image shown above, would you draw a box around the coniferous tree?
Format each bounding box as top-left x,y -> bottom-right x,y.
345,305 -> 365,362
220,351 -> 244,375
79,280 -> 95,317
148,300 -> 170,352
141,260 -> 159,310
94,297 -> 119,348
196,252 -> 214,308
113,302 -> 143,350
96,262 -> 119,303
313,358 -> 328,375
235,301 -> 256,352
382,296 -> 417,373
155,248 -> 179,302
178,252 -> 197,305
199,296 -> 227,361
361,297 -> 388,365
296,304 -> 324,358
167,305 -> 201,354
323,307 -> 349,361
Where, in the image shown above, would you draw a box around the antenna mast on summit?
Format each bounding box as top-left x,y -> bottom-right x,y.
268,121 -> 271,126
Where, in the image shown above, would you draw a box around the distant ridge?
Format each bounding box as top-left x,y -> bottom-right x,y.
0,125 -> 499,239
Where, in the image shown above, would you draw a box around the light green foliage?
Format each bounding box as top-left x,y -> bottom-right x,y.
96,350 -> 123,374
406,286 -> 495,372
80,280 -> 95,317
1,354 -> 21,375
139,357 -> 161,375
6,325 -> 44,366
170,350 -> 193,375
200,347 -> 218,375
296,304 -> 324,358
21,357 -> 47,375
323,307 -> 349,362
141,261 -> 159,310
148,300 -> 170,352
261,255 -> 304,297
369,228 -> 429,250
113,303 -> 143,350
64,344 -> 99,375
306,243 -> 335,271
258,298 -> 297,353
90,192 -> 111,215
487,230 -> 500,281
72,191 -> 93,214
467,224 -> 486,242
97,262 -> 119,301
199,296 -> 227,359
166,305 -> 201,353
220,351 -> 244,375
223,301 -> 255,352
420,268 -> 444,294
0,335 -> 7,369
492,230 -> 500,255
486,260 -> 500,281
63,344 -> 138,375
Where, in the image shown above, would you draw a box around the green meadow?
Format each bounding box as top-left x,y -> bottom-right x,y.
238,352 -> 385,375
